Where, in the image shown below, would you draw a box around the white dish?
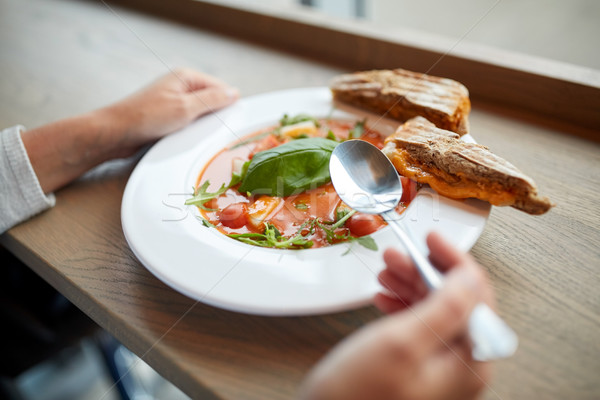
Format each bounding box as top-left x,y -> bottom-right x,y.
121,87 -> 490,316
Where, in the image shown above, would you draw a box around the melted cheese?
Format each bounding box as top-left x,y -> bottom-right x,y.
390,152 -> 519,207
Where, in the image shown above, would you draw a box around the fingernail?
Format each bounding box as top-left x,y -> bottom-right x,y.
447,266 -> 480,293
225,87 -> 239,100
379,287 -> 396,299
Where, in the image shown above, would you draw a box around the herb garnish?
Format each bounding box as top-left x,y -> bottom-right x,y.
326,130 -> 340,142
349,119 -> 365,139
316,210 -> 379,252
185,171 -> 244,211
228,222 -> 314,249
280,114 -> 320,127
187,112 -> 380,253
200,218 -> 216,228
225,215 -> 377,253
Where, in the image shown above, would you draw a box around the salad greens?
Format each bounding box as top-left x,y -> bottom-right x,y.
186,112 -> 381,252
229,113 -> 320,150
185,159 -> 249,210
279,113 -> 320,127
348,119 -> 365,139
315,210 -> 377,252
238,137 -> 338,197
185,174 -> 242,211
228,222 -> 314,249
224,210 -> 378,253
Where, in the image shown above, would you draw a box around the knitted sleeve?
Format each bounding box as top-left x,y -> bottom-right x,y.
0,125 -> 55,233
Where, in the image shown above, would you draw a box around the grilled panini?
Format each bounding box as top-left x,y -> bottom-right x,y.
382,117 -> 553,215
330,68 -> 471,135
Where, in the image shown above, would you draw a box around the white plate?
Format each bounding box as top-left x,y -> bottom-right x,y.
121,87 -> 490,316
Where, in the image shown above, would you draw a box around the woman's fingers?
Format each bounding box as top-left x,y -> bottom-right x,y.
163,68 -> 239,119
165,68 -> 228,92
427,231 -> 495,307
427,231 -> 473,273
376,247 -> 430,314
186,85 -> 239,119
373,270 -> 420,314
373,292 -> 407,314
382,248 -> 426,287
374,268 -> 428,314
378,232 -> 493,318
403,263 -> 485,358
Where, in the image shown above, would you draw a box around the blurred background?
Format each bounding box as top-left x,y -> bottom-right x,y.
277,0 -> 600,69
3,1 -> 598,400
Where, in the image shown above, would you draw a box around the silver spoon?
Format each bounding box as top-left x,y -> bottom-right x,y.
329,139 -> 518,361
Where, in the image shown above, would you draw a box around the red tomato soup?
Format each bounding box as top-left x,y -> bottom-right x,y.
192,119 -> 417,249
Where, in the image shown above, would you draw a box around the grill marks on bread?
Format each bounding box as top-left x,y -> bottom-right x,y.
383,117 -> 553,215
330,69 -> 471,135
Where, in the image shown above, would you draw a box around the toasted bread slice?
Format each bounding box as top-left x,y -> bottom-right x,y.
382,117 -> 553,215
330,68 -> 471,135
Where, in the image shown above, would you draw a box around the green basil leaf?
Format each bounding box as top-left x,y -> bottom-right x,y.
238,137 -> 338,197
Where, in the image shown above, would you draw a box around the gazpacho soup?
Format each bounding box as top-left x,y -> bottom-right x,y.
185,114 -> 417,250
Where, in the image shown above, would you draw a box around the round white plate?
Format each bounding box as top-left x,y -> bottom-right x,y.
121,87 -> 490,316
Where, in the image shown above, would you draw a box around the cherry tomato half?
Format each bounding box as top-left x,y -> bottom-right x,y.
400,176 -> 417,204
218,203 -> 249,229
346,213 -> 384,237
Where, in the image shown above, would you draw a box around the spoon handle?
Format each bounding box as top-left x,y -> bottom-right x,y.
381,210 -> 443,289
381,210 -> 518,361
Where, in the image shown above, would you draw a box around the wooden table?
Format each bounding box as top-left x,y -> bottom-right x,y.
1,0 -> 599,399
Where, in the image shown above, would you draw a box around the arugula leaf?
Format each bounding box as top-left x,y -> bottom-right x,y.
185,172 -> 244,210
356,235 -> 378,251
200,217 -> 216,228
349,119 -> 365,139
228,222 -> 313,249
314,209 -> 356,243
341,235 -> 379,255
316,210 -> 378,253
330,209 -> 356,230
326,130 -> 340,142
231,113 -> 320,150
279,113 -> 320,127
225,214 -> 376,252
238,137 -> 338,197
316,219 -> 351,243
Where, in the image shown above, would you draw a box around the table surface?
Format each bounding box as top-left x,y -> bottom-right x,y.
1,1 -> 599,399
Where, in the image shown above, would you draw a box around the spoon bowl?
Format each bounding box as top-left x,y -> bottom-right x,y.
328,140 -> 403,215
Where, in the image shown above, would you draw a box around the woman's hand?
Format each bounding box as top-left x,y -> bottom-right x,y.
22,68 -> 238,193
298,232 -> 493,400
103,68 -> 239,156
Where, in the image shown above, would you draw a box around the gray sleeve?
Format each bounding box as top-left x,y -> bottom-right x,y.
0,125 -> 56,233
